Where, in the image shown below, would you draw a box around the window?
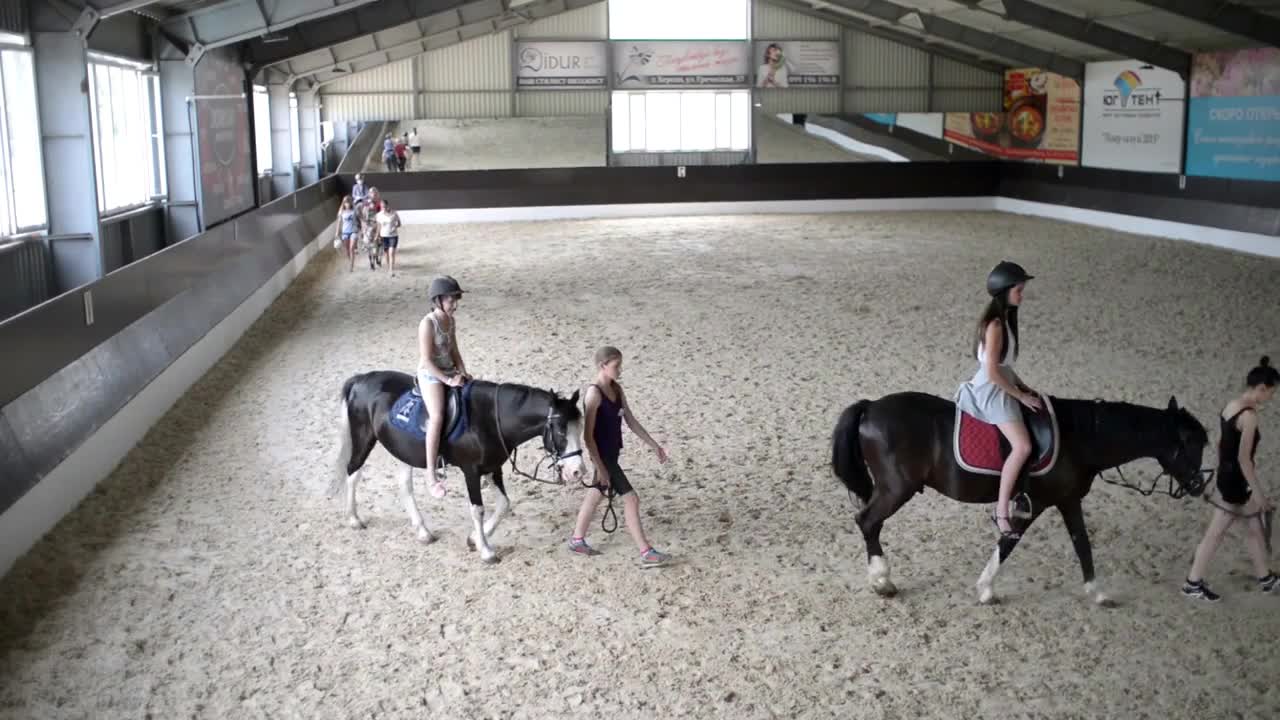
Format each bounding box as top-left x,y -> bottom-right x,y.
253,85 -> 271,175
87,52 -> 166,215
609,0 -> 749,39
0,46 -> 48,236
611,90 -> 750,153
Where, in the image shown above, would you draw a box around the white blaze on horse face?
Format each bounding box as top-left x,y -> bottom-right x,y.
560,418 -> 586,482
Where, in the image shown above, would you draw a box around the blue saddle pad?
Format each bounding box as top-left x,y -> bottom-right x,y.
388,381 -> 472,443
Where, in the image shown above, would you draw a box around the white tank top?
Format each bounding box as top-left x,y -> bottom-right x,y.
976,318 -> 1017,367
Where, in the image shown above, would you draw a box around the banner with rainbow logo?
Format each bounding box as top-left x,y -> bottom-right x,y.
1185,47 -> 1280,182
1082,59 -> 1185,173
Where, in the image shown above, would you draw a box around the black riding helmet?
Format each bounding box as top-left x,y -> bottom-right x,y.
986,260 -> 1034,297
429,275 -> 465,304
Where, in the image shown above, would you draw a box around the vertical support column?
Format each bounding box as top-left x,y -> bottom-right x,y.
926,53 -> 935,112
157,36 -> 200,242
267,82 -> 294,198
411,55 -> 423,120
30,13 -> 103,284
297,87 -> 320,186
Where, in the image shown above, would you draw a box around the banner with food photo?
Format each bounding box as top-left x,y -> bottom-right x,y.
942,112 -> 1006,157
1002,67 -> 1080,164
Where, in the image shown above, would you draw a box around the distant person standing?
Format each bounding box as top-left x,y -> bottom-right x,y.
394,136 -> 408,172
409,127 -> 421,163
382,134 -> 397,173
376,199 -> 401,276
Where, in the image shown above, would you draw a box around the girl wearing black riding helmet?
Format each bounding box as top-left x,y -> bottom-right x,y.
1182,355 -> 1280,602
418,275 -> 471,499
954,260 -> 1043,539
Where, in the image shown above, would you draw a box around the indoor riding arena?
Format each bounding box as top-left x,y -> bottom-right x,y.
1,1 -> 1278,719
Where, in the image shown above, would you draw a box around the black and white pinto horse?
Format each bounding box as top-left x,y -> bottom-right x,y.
330,370 -> 585,563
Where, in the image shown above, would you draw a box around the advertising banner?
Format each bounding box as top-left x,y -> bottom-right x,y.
1185,47 -> 1280,182
612,40 -> 750,88
753,41 -> 839,87
1082,59 -> 1185,173
515,41 -> 608,89
896,113 -> 944,139
943,68 -> 1079,164
194,46 -> 254,227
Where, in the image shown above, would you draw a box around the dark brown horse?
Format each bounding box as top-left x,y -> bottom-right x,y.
831,391 -> 1210,604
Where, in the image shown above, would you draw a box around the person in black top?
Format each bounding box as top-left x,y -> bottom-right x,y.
1183,356 -> 1279,602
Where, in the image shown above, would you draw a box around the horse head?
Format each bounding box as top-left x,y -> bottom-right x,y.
1157,395 -> 1211,497
543,388 -> 585,483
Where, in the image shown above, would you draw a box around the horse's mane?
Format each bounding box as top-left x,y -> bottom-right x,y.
1050,396 -> 1200,448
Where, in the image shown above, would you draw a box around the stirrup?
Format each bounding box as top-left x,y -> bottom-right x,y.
1010,492 -> 1034,521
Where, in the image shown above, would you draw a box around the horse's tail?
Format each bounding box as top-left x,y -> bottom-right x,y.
831,400 -> 874,504
328,375 -> 361,497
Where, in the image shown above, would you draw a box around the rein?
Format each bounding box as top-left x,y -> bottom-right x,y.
1088,398 -> 1212,500
491,383 -> 583,486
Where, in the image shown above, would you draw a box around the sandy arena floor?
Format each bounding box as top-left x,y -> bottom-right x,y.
0,210 -> 1278,719
362,114 -> 870,172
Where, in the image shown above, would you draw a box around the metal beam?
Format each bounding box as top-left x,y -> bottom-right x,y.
1130,0 -> 1280,49
822,0 -> 1084,78
1001,0 -> 1190,76
259,0 -> 600,83
294,0 -> 590,89
245,0 -> 499,73
769,0 -> 1008,75
161,0 -> 381,61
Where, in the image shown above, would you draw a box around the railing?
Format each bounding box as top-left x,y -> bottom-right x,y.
0,238 -> 52,321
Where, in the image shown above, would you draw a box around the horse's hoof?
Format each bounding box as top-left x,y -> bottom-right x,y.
347,516 -> 366,530
977,587 -> 997,605
1093,594 -> 1116,608
466,536 -> 476,551
481,553 -> 500,564
871,580 -> 898,597
416,529 -> 435,545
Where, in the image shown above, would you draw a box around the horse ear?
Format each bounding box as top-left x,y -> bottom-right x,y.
1168,395 -> 1179,411
569,389 -> 580,404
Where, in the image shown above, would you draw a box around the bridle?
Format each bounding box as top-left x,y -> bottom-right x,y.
493,383 -> 583,485
1091,399 -> 1212,500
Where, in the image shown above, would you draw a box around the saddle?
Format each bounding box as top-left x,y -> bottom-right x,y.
953,396 -> 1059,477
389,378 -> 472,444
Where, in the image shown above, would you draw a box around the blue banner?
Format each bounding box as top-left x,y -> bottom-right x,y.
1185,96 -> 1280,181
864,113 -> 897,126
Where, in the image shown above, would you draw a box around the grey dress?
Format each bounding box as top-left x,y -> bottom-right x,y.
954,317 -> 1023,425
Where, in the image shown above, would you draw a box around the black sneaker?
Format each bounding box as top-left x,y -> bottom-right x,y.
1182,578 -> 1221,602
1259,574 -> 1280,593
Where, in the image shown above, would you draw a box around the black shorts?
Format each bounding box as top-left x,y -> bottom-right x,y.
381,235 -> 398,249
411,146 -> 420,153
1217,470 -> 1252,505
597,455 -> 633,496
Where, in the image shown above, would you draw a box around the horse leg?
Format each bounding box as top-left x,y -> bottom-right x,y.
1059,500 -> 1112,607
468,469 -> 510,549
463,469 -> 498,564
331,401 -> 377,530
856,480 -> 915,597
975,505 -> 1046,604
397,465 -> 436,544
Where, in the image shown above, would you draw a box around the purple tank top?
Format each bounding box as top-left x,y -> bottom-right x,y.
592,383 -> 624,461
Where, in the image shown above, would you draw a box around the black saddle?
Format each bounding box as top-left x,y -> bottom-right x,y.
997,401 -> 1056,471
412,377 -> 465,441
